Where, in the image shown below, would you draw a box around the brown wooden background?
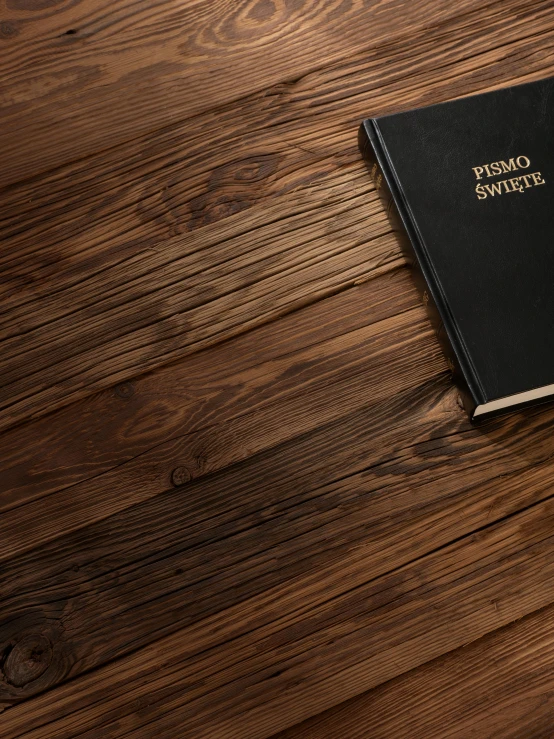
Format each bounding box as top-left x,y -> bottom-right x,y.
2,0 -> 554,736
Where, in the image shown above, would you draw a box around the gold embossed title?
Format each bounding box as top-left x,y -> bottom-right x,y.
473,156 -> 545,199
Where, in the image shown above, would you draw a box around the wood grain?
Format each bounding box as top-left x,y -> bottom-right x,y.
3,0 -> 551,311
3,1 -> 554,736
0,270 -> 427,536
4,0 -> 554,432
276,604 -> 554,739
3,368 -> 554,713
0,0 -> 488,188
0,164 -> 400,433
5,470 -> 554,736
0,313 -> 446,705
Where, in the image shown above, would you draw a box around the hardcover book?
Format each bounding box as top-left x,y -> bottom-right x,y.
359,76 -> 554,421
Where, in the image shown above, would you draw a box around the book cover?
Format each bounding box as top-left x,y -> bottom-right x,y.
359,76 -> 554,421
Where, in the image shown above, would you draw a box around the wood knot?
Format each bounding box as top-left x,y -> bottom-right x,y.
3,635 -> 53,688
114,382 -> 135,399
0,21 -> 19,38
171,466 -> 191,487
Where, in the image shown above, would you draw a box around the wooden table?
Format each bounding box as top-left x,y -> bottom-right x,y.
2,1 -> 554,736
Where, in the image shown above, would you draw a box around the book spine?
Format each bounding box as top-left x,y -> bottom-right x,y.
358,121 -> 479,419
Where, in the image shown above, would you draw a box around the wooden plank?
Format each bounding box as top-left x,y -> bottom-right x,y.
0,163 -> 386,339
4,0 -> 551,317
3,0 -> 554,431
0,309 -> 441,563
4,214 -> 554,717
0,316 -> 447,704
276,604 -> 554,739
4,5 -> 554,736
5,470 -> 554,737
0,0 -> 487,188
2,362 -> 554,709
0,164 -> 400,433
0,268 -> 422,516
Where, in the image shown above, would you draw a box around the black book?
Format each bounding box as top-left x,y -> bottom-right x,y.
359,76 -> 554,422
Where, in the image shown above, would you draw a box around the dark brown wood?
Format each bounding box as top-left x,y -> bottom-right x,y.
276,603 -> 554,739
0,0 -> 487,188
5,462 -> 554,736
3,1 -> 554,737
3,0 -> 554,432
0,270 -> 426,556
0,166 -> 398,433
0,310 -> 446,705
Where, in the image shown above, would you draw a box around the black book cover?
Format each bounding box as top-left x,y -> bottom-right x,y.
359,76 -> 554,421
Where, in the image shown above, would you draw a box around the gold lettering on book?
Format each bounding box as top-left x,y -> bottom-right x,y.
472,155 -> 545,199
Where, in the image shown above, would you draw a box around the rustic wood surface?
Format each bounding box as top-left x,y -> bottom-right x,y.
275,603 -> 554,739
2,0 -> 554,736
